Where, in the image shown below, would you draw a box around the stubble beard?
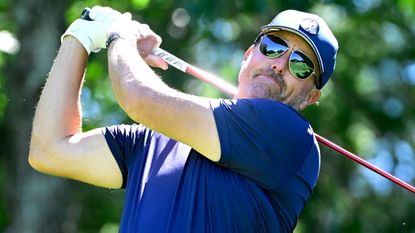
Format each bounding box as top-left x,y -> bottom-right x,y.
249,71 -> 309,111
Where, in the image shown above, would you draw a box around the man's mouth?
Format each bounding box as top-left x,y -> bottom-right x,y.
256,71 -> 286,91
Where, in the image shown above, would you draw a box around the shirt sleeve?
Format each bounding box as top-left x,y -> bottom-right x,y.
102,124 -> 154,188
211,98 -> 316,190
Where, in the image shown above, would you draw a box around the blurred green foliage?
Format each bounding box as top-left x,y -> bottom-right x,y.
0,0 -> 414,232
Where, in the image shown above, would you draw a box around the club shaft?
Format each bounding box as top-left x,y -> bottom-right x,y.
153,47 -> 415,193
152,48 -> 238,96
315,134 -> 415,193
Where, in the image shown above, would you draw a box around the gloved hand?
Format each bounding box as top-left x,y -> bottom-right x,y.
61,6 -> 122,54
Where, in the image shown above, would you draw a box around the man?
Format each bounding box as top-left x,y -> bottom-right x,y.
29,6 -> 338,233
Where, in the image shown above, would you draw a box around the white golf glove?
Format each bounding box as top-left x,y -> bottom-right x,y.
61,6 -> 122,54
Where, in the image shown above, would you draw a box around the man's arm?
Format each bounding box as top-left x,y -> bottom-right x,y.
28,37 -> 122,189
106,18 -> 221,161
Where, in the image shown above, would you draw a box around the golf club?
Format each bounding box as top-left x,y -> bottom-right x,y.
80,8 -> 415,193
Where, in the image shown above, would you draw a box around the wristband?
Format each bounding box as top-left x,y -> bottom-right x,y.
106,32 -> 122,49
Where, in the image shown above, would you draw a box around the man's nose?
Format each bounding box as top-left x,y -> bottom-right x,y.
270,51 -> 290,75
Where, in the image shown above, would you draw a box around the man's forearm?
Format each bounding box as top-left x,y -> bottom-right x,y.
107,38 -> 170,122
30,36 -> 88,149
106,38 -> 221,161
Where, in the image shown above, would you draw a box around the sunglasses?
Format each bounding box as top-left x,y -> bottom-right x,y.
257,34 -> 318,85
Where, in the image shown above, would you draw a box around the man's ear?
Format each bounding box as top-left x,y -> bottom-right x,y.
308,89 -> 321,105
299,89 -> 321,111
243,45 -> 255,61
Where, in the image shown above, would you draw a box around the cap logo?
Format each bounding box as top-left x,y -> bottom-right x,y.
300,18 -> 319,35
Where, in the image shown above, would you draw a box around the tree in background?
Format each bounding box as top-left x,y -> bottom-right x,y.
0,0 -> 414,232
0,0 -> 75,232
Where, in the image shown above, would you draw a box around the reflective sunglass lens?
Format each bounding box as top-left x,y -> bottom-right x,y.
289,52 -> 314,79
259,35 -> 288,58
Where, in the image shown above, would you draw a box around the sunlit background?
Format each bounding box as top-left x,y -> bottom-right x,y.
0,0 -> 414,232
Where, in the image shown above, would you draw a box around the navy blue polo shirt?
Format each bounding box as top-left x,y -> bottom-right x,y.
103,98 -> 320,233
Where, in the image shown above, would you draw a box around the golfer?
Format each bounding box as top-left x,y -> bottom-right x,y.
29,6 -> 338,233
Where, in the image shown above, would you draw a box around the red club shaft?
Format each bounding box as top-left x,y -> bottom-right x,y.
315,134 -> 415,193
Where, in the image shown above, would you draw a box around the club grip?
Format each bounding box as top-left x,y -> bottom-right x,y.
151,48 -> 188,72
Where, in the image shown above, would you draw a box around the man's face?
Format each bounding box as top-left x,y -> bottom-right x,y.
236,30 -> 321,111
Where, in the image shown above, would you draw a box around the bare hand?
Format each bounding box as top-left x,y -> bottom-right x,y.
107,13 -> 168,70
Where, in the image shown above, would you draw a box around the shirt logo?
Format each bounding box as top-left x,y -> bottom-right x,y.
300,18 -> 319,35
